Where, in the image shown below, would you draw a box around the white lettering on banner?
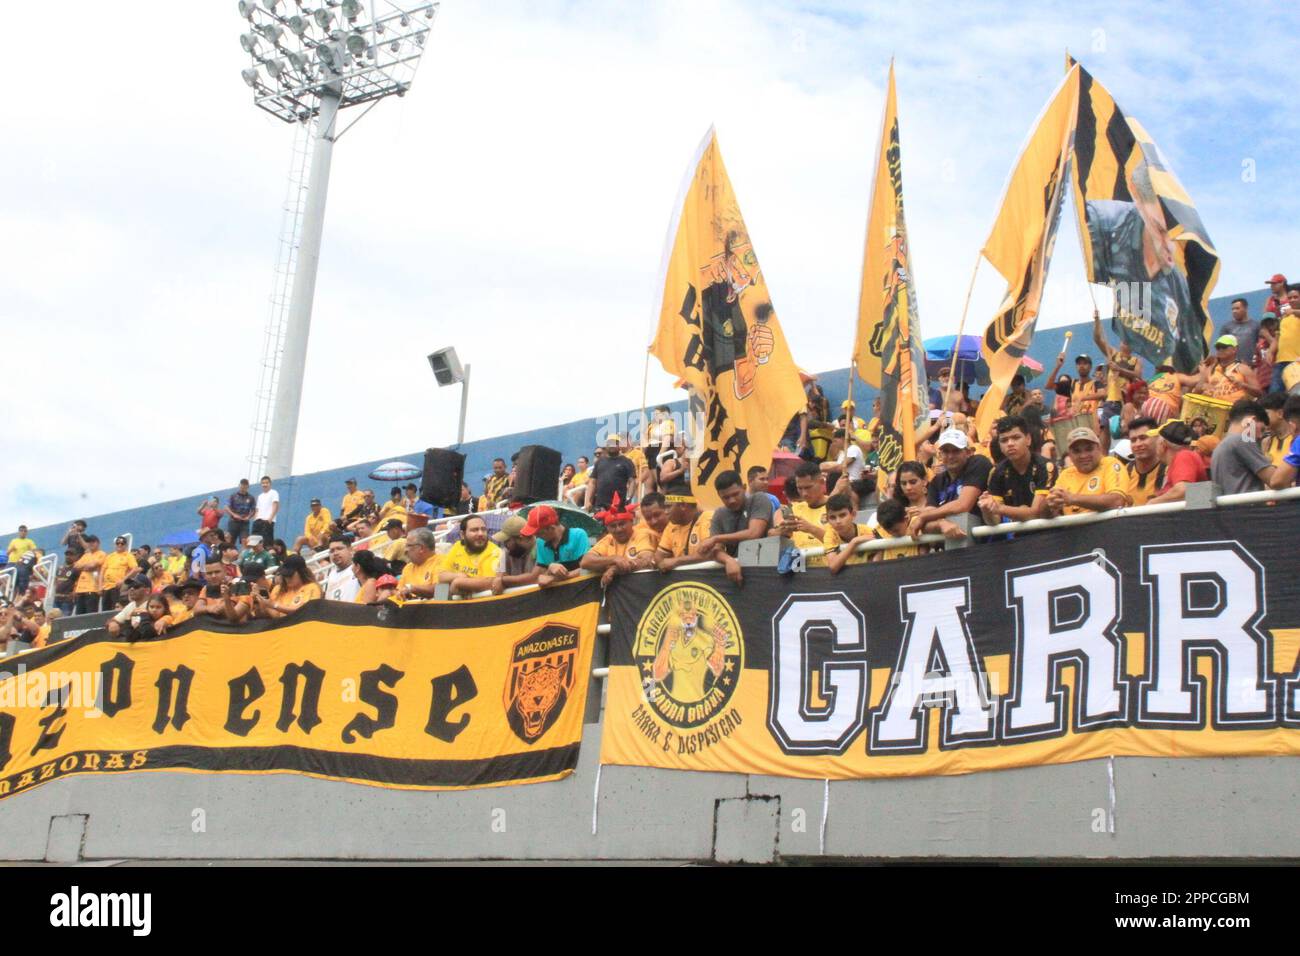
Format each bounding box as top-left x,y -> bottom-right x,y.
768,594 -> 868,755
870,580 -> 993,752
1003,555 -> 1126,738
1139,543 -> 1275,726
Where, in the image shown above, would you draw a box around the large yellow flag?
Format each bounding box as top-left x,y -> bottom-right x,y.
650,129 -> 806,507
855,61 -> 927,474
1067,59 -> 1220,373
973,66 -> 1080,440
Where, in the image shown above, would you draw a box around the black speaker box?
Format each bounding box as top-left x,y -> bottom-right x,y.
513,445 -> 562,504
421,448 -> 465,509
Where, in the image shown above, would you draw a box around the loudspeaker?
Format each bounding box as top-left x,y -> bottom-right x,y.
421,447 -> 465,509
513,445 -> 562,504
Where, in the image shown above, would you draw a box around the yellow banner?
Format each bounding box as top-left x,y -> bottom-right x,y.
650,129 -> 807,507
973,66 -> 1080,440
0,580 -> 601,800
855,62 -> 927,470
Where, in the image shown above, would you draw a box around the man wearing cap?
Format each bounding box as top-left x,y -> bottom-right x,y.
654,490 -> 714,572
105,574 -> 154,638
337,479 -> 366,527
907,429 -> 993,539
190,527 -> 220,585
237,535 -> 275,573
1147,420 -> 1207,504
582,494 -> 652,586
99,535 -> 139,612
1201,334 -> 1260,402
585,436 -> 637,513
225,478 -> 257,546
71,535 -> 106,616
1265,274 -> 1290,319
524,505 -> 591,585
293,498 -> 333,555
373,518 -> 409,566
436,515 -> 501,598
1047,427 -> 1129,516
158,580 -> 202,632
491,516 -> 540,593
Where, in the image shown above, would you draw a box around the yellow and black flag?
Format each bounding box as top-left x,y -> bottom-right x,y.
650,129 -> 807,507
1067,57 -> 1220,373
974,66 -> 1080,440
855,62 -> 928,475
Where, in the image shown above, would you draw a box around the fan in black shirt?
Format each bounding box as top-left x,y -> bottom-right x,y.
979,416 -> 1058,525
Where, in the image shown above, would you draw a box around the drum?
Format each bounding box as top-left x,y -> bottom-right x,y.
1180,393 -> 1231,438
1050,412 -> 1096,459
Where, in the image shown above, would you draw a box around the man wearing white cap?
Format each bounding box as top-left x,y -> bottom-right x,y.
906,427 -> 993,539
1047,427 -> 1129,517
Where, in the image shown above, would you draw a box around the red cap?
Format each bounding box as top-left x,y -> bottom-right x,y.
1268,273 -> 1287,284
375,574 -> 398,588
521,505 -> 559,537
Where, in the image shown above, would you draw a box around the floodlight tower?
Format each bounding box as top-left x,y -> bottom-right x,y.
238,0 -> 438,480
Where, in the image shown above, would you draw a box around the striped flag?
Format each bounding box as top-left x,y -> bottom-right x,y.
854,61 -> 928,476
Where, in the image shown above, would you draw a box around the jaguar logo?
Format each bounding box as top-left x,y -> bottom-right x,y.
504,624 -> 579,745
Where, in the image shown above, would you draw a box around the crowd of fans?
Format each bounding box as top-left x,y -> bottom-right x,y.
3,284 -> 1298,649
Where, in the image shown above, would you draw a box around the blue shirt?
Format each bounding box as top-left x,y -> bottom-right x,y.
410,499 -> 435,517
1285,435 -> 1300,473
535,526 -> 590,567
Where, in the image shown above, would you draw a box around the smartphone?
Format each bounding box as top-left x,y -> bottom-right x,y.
231,581 -> 251,597
206,584 -> 221,599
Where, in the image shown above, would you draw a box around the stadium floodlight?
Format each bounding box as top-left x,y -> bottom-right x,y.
238,1 -> 440,481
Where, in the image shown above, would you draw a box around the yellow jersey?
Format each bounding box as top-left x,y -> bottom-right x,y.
1123,461 -> 1167,507
790,500 -> 829,553
340,490 -> 366,518
1278,313 -> 1300,364
872,526 -> 922,561
824,522 -> 871,566
590,534 -> 634,559
303,508 -> 333,542
6,537 -> 36,562
629,523 -> 660,558
1055,456 -> 1129,514
101,551 -> 139,591
438,541 -> 501,579
657,510 -> 713,558
73,550 -> 106,594
398,553 -> 441,593
275,581 -> 321,611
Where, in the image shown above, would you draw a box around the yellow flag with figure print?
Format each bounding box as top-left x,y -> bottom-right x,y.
650,129 -> 807,508
855,62 -> 927,474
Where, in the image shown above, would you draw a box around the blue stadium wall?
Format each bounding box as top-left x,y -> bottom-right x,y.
12,291 -> 1263,551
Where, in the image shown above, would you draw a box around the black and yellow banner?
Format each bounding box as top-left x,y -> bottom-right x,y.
650,129 -> 807,508
1069,58 -> 1220,373
601,502 -> 1300,779
855,61 -> 927,473
973,66 -> 1080,439
0,578 -> 601,800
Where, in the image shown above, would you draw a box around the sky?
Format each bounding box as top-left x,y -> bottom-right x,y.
3,0 -> 1297,531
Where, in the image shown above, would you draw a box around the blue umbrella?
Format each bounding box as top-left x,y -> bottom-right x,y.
368,461 -> 423,482
923,334 -> 989,386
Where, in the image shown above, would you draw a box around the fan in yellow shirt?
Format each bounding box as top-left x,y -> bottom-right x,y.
582,494 -> 650,585
293,499 -> 334,553
436,515 -> 502,598
339,480 -> 366,523
823,493 -> 873,574
1047,428 -> 1130,517
654,493 -> 714,572
6,526 -> 36,563
779,462 -> 829,566
100,537 -> 139,599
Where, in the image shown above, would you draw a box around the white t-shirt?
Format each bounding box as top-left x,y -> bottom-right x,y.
837,444 -> 866,481
256,489 -> 280,521
324,564 -> 359,602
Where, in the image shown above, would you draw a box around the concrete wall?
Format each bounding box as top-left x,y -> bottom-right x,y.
4,718 -> 1297,863
10,290 -> 1255,557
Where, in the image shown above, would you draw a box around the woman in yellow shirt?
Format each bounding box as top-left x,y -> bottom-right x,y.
259,556 -> 322,618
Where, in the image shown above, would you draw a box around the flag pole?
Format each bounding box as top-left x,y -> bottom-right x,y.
941,256 -> 982,414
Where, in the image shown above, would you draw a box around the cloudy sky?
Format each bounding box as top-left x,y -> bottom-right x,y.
3,0 -> 1296,530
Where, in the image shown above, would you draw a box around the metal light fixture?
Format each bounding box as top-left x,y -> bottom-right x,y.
428,348 -> 472,446
237,1 -> 443,479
